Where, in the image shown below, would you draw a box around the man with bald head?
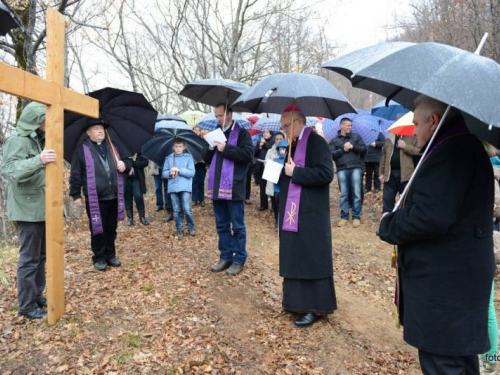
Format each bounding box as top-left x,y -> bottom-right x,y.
379,95 -> 494,374
278,106 -> 337,328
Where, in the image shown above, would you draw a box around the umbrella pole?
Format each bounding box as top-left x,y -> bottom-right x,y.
105,129 -> 120,164
288,98 -> 296,163
392,105 -> 452,212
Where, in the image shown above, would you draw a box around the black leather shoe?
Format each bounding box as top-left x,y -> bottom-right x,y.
226,263 -> 244,275
364,189 -> 371,194
211,260 -> 232,273
36,296 -> 47,308
258,206 -> 267,211
20,307 -> 47,319
94,260 -> 107,271
106,257 -> 121,267
127,217 -> 134,226
156,207 -> 164,212
139,216 -> 150,225
373,188 -> 380,194
294,313 -> 323,328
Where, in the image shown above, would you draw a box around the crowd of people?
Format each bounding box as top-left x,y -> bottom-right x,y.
3,95 -> 499,374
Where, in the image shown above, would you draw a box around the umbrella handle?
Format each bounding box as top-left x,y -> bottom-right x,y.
105,130 -> 120,165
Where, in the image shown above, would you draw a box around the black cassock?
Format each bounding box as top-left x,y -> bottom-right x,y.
278,131 -> 337,314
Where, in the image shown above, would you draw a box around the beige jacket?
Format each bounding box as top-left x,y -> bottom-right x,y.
379,134 -> 420,183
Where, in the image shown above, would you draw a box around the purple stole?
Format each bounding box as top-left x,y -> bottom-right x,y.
207,123 -> 241,200
83,142 -> 125,235
282,127 -> 313,232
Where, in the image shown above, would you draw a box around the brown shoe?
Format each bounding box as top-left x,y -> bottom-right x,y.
226,263 -> 244,276
352,219 -> 361,228
211,260 -> 232,273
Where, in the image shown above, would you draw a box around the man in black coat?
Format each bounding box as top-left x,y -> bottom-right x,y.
364,131 -> 384,194
378,95 -> 495,374
279,107 -> 337,328
69,119 -> 131,271
203,104 -> 253,276
329,118 -> 367,228
124,153 -> 150,226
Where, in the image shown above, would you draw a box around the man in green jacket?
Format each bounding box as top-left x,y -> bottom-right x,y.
2,101 -> 57,319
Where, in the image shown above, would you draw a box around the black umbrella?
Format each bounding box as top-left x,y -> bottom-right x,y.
0,0 -> 23,36
64,87 -> 157,162
231,72 -> 355,119
141,126 -> 208,166
179,78 -> 249,107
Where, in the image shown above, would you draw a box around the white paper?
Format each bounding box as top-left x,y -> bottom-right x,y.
204,128 -> 227,148
262,160 -> 284,184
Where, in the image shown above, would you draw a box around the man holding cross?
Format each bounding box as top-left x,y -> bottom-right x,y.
2,102 -> 55,319
69,118 -> 131,271
279,106 -> 337,328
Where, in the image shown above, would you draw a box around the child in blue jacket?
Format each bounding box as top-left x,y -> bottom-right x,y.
163,139 -> 195,237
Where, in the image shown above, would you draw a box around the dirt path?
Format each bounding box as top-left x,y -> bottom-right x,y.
0,183 -> 425,374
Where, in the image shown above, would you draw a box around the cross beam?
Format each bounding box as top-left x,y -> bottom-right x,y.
0,8 -> 99,325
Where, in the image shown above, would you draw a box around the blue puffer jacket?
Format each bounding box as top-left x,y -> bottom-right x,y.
162,151 -> 195,193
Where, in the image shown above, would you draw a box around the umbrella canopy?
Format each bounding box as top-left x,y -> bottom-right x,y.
371,99 -> 410,121
0,1 -> 23,36
179,79 -> 250,107
387,112 -> 415,136
64,87 -> 157,162
231,72 -> 355,119
155,114 -> 190,132
322,113 -> 394,144
141,128 -> 208,165
322,41 -> 500,145
180,110 -> 206,128
196,112 -> 251,131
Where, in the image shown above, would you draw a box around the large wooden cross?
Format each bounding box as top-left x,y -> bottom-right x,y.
0,8 -> 99,325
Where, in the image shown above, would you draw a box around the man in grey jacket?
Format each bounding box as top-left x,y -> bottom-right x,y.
2,102 -> 57,319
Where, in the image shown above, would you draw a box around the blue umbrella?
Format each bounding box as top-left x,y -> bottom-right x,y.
197,112 -> 251,131
253,113 -> 320,132
371,99 -> 410,121
322,113 -> 393,144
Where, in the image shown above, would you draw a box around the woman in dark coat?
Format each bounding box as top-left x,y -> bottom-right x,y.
125,153 -> 150,225
379,95 -> 495,374
255,130 -> 274,210
279,108 -> 337,328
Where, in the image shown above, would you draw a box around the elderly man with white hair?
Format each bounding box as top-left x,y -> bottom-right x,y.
379,95 -> 495,374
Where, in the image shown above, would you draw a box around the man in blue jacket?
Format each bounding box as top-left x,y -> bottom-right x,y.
329,118 -> 367,228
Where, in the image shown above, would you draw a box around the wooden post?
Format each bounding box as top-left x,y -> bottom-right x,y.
0,7 -> 99,325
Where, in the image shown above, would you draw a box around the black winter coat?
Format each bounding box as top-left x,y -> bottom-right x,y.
69,137 -> 131,200
254,138 -> 274,175
125,153 -> 149,194
203,123 -> 254,202
278,131 -> 334,279
378,117 -> 495,356
329,132 -> 367,171
364,132 -> 385,163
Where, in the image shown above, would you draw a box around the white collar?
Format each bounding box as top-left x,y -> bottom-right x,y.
222,120 -> 235,133
297,126 -> 306,141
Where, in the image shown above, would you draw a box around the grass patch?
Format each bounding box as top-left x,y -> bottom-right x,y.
141,285 -> 155,293
112,351 -> 132,364
0,245 -> 17,285
125,333 -> 142,348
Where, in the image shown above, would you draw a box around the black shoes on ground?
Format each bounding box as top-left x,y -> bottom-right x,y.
127,217 -> 134,226
36,296 -> 47,308
211,260 -> 233,273
258,206 -> 267,211
94,257 -> 121,271
139,216 -> 149,225
294,313 -> 323,328
20,307 -> 47,319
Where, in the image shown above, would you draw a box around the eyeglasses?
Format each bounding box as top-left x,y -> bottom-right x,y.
282,118 -> 298,129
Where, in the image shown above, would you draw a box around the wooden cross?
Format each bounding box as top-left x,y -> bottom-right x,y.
0,8 -> 99,325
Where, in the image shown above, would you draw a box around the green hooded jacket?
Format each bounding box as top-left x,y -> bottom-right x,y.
2,102 -> 47,221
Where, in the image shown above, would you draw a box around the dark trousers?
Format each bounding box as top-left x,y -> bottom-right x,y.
271,194 -> 279,225
192,164 -> 207,203
382,170 -> 408,213
418,349 -> 479,375
125,177 -> 145,216
17,222 -> 46,313
85,199 -> 118,263
365,162 -> 380,191
213,200 -> 247,265
154,174 -> 171,210
245,165 -> 252,200
259,177 -> 269,209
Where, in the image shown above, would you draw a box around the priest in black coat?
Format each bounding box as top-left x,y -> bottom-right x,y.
278,107 -> 337,328
378,95 -> 495,374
